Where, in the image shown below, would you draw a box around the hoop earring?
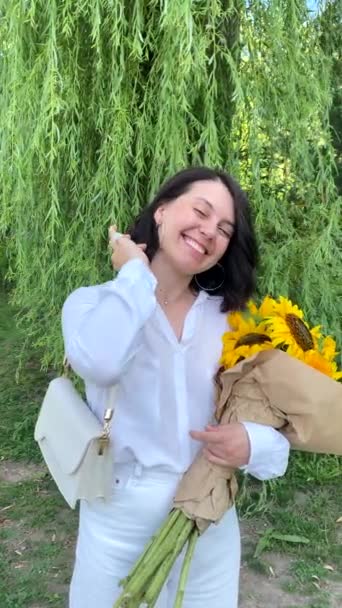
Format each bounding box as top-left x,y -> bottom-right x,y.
194,263 -> 225,293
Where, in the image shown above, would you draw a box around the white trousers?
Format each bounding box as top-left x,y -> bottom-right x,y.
69,462 -> 241,608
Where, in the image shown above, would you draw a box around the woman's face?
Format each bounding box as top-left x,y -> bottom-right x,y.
154,179 -> 235,276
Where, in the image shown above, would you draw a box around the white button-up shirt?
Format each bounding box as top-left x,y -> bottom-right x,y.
62,259 -> 289,479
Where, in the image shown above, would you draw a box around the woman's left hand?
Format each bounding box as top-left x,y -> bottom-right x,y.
190,423 -> 251,467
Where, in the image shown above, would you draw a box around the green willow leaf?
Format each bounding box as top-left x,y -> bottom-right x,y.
0,0 -> 341,369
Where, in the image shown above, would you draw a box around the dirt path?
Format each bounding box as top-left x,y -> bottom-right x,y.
239,536 -> 342,607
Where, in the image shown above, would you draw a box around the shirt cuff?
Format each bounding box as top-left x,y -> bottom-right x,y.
241,421 -> 290,481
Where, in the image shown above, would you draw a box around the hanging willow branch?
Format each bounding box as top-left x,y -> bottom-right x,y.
0,0 -> 340,368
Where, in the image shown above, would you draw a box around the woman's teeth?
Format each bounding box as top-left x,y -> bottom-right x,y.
183,235 -> 206,254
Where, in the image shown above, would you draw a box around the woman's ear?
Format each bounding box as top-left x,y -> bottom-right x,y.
154,206 -> 165,226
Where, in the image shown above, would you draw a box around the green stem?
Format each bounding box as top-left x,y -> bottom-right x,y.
173,529 -> 199,608
142,519 -> 194,606
116,510 -> 184,607
134,510 -> 184,574
143,551 -> 177,607
120,509 -> 181,587
113,513 -> 193,607
123,521 -> 179,598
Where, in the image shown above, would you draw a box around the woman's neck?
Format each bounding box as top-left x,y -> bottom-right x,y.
150,252 -> 193,304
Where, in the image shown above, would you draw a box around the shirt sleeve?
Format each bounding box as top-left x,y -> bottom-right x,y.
240,421 -> 290,480
61,259 -> 157,386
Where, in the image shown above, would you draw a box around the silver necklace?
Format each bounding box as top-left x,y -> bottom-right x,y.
157,287 -> 186,307
158,294 -> 177,306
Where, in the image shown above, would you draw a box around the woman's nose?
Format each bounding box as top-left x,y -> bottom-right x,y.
200,221 -> 216,239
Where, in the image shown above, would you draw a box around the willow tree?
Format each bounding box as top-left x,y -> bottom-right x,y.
317,0 -> 342,194
0,0 -> 341,367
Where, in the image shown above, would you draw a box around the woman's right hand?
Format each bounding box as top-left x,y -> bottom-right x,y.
109,226 -> 149,271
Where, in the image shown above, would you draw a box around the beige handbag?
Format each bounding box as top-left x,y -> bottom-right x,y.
34,361 -> 116,509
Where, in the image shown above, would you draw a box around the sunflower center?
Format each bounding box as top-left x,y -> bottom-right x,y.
285,314 -> 314,351
235,333 -> 272,348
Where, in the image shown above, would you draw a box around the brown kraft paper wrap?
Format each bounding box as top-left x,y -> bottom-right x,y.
173,349 -> 342,533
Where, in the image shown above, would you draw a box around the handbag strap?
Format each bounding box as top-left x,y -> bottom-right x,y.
100,386 -> 116,454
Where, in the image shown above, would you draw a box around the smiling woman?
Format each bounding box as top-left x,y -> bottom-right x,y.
154,180 -> 234,274
62,166 -> 289,608
193,196 -> 235,238
129,167 -> 258,312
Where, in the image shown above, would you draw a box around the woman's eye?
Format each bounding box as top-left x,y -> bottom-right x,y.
219,227 -> 231,238
194,208 -> 206,217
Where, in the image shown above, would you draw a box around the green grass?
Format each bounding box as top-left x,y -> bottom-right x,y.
0,287 -> 49,462
0,288 -> 77,606
0,288 -> 341,607
0,477 -> 78,607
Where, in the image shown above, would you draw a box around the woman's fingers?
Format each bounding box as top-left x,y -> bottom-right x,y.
108,225 -> 148,270
203,448 -> 229,467
190,423 -> 250,468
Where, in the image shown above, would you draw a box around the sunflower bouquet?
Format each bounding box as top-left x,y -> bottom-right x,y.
114,296 -> 342,608
221,296 -> 341,381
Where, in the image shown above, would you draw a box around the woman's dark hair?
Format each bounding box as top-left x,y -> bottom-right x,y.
129,167 -> 258,312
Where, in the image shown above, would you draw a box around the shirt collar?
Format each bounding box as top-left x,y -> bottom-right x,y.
193,290 -> 210,307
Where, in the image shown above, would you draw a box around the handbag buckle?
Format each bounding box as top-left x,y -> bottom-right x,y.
98,408 -> 114,456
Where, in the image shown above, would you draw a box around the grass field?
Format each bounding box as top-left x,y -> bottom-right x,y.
0,289 -> 341,608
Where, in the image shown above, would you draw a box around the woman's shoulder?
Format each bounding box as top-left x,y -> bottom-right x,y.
62,279 -> 115,310
203,294 -> 226,313
64,260 -> 157,307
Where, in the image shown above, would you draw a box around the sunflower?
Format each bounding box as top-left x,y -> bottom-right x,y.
220,311 -> 273,370
258,295 -> 278,318
321,336 -> 340,363
245,296 -> 279,319
302,350 -> 342,381
220,341 -> 273,370
263,296 -> 320,357
246,300 -> 259,316
227,311 -> 255,332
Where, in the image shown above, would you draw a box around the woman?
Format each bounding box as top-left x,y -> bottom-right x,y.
62,167 -> 289,608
